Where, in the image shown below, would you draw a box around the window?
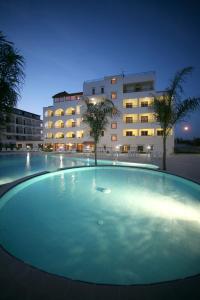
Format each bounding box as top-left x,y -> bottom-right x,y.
101,130 -> 104,136
111,92 -> 117,99
126,103 -> 133,108
126,131 -> 133,136
137,145 -> 144,152
111,134 -> 117,141
141,116 -> 148,123
92,88 -> 95,95
111,78 -> 117,84
126,117 -> 133,123
157,130 -> 163,136
141,130 -> 148,136
101,87 -> 104,94
141,101 -> 149,107
111,122 -> 117,129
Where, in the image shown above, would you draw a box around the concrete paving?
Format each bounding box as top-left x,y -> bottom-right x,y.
0,154 -> 200,299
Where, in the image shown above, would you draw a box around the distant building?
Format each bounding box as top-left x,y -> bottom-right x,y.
0,108 -> 43,150
43,71 -> 174,153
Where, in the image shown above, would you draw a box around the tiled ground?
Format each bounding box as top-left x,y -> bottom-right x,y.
0,154 -> 200,300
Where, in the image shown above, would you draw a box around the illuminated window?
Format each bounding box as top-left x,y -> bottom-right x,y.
45,110 -> 53,117
66,132 -> 75,138
47,133 -> 53,139
126,117 -> 133,123
111,122 -> 117,129
55,132 -> 64,139
141,130 -> 148,136
66,108 -> 75,115
66,119 -> 76,128
55,109 -> 64,116
54,120 -> 64,128
141,101 -> 149,107
111,78 -> 117,84
126,131 -> 133,136
111,134 -> 117,141
111,92 -> 117,99
141,116 -> 148,123
126,103 -> 133,108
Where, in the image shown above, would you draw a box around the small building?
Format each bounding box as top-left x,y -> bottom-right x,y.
0,108 -> 43,150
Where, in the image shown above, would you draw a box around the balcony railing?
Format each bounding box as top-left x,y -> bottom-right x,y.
124,118 -> 156,123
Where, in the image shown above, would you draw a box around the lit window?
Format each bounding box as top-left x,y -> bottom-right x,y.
111,92 -> 117,99
126,103 -> 132,108
111,122 -> 117,129
141,116 -> 148,123
141,131 -> 148,136
141,101 -> 149,107
126,131 -> 133,136
111,134 -> 117,141
126,117 -> 133,123
111,78 -> 117,84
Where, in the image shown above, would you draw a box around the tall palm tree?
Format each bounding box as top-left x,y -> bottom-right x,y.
82,98 -> 119,165
153,67 -> 200,170
0,31 -> 25,130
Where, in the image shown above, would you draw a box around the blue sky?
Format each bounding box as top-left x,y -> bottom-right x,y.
0,0 -> 200,138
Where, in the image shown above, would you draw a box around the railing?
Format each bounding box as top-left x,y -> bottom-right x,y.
84,71 -> 155,83
124,119 -> 156,123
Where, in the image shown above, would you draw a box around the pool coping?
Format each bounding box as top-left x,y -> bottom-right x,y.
0,165 -> 200,299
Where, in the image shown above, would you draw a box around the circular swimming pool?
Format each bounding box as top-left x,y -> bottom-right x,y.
0,166 -> 200,285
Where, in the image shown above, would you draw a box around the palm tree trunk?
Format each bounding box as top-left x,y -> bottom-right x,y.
94,142 -> 97,166
162,135 -> 167,170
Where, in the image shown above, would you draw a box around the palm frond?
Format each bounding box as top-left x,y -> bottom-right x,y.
172,97 -> 200,125
167,66 -> 193,101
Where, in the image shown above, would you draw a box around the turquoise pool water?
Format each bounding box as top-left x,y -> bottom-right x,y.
0,166 -> 200,285
0,153 -> 158,184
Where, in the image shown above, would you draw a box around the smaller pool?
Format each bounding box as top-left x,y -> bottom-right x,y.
0,153 -> 158,184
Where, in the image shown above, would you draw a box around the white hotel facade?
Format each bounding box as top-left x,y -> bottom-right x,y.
43,71 -> 174,153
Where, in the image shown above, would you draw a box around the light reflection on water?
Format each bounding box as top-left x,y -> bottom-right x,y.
0,153 -> 158,184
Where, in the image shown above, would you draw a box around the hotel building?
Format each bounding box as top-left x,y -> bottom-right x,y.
43,71 -> 174,153
0,108 -> 43,150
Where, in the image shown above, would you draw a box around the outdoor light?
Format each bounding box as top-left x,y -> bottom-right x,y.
184,126 -> 189,131
116,144 -> 121,150
147,145 -> 151,150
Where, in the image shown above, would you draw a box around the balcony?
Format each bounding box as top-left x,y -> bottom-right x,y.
123,81 -> 154,93
124,118 -> 156,124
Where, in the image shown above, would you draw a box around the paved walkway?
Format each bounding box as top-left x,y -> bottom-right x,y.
0,154 -> 200,299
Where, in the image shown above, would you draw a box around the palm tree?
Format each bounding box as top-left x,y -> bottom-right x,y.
0,31 -> 25,130
82,98 -> 119,165
153,67 -> 200,170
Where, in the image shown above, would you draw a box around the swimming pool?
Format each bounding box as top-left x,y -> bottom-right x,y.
0,166 -> 200,285
0,153 -> 158,184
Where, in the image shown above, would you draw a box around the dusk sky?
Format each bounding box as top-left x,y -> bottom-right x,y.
0,0 -> 200,138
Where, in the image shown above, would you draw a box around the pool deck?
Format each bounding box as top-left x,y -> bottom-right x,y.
0,153 -> 200,299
